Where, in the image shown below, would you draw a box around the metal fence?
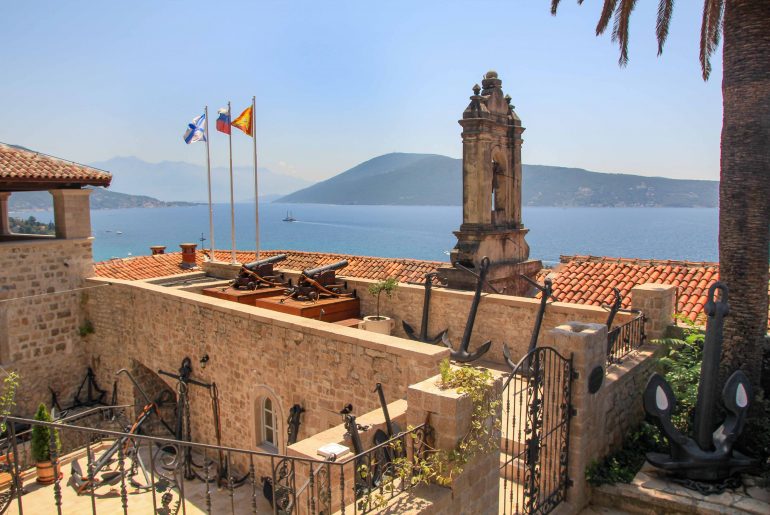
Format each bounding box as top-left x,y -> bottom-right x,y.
0,412 -> 431,515
606,312 -> 646,366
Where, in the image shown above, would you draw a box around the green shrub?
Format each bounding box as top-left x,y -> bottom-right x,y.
31,403 -> 60,463
367,278 -> 398,319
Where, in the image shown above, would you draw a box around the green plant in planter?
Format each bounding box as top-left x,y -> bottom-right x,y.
367,278 -> 398,320
0,370 -> 20,433
31,403 -> 60,463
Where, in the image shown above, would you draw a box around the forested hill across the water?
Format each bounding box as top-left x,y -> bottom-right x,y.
8,187 -> 198,211
277,153 -> 718,208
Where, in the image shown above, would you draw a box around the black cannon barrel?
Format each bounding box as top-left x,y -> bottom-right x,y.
243,254 -> 287,270
303,259 -> 349,277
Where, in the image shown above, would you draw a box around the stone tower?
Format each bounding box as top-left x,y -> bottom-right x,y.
439,71 -> 542,295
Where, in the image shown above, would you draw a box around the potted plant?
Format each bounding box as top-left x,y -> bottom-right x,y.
360,278 -> 399,335
31,403 -> 61,485
0,371 -> 19,490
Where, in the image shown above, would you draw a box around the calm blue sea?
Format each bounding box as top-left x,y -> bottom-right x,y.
13,203 -> 718,264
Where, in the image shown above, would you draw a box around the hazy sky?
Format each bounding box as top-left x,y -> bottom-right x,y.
0,1 -> 722,182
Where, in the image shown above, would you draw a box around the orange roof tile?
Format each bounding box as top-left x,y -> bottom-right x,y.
537,255 -> 770,329
93,249 -> 447,285
0,143 -> 111,189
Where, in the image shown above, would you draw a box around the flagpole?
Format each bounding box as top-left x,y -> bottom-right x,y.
252,96 -> 259,261
227,101 -> 237,264
204,106 -> 215,259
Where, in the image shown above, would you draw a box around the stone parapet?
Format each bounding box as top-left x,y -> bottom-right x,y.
631,283 -> 677,339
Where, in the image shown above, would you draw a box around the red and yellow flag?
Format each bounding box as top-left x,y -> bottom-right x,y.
231,105 -> 253,136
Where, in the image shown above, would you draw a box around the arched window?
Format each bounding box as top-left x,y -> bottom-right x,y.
261,397 -> 277,448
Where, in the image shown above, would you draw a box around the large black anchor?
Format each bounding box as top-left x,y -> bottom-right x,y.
643,282 -> 756,482
604,287 -> 623,329
502,275 -> 557,370
441,256 -> 492,363
402,272 -> 448,344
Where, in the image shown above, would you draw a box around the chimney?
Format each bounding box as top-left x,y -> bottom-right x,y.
150,245 -> 166,255
179,243 -> 197,269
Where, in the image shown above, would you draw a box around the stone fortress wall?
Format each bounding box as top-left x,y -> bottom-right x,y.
0,237 -> 94,415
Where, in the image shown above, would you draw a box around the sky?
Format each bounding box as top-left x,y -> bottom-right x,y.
0,1 -> 722,182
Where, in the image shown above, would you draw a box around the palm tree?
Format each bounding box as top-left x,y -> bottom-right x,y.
550,1 -> 769,392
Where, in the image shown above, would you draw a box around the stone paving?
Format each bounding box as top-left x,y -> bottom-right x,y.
6,443 -> 272,514
593,461 -> 770,515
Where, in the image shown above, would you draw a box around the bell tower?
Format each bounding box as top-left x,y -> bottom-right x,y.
439,71 -> 542,295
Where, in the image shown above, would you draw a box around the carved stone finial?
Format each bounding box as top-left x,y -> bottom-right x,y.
504,94 -> 512,105
472,84 -> 481,95
485,70 -> 498,79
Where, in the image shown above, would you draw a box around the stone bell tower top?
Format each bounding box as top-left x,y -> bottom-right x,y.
439,71 -> 541,295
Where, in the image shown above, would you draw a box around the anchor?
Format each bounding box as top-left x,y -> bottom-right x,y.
502,275 -> 558,371
441,256 -> 492,363
643,282 -> 757,484
604,287 -> 623,329
402,272 -> 448,344
286,404 -> 305,445
372,383 -> 403,470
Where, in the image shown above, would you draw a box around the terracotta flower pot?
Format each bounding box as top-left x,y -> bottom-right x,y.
35,461 -> 60,485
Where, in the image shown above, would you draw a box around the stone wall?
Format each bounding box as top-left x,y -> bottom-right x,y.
84,278 -> 448,469
0,238 -> 93,415
252,269 -> 635,368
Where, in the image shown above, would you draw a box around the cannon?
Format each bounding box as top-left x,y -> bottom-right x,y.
283,260 -> 354,301
231,254 -> 288,290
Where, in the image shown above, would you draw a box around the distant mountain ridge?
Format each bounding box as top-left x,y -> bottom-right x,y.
8,187 -> 197,211
278,153 -> 718,208
89,156 -> 312,203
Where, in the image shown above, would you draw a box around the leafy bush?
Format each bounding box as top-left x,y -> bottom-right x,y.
367,278 -> 398,319
586,422 -> 666,486
31,403 -> 60,463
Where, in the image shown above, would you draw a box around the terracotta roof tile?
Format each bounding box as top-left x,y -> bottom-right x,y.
93,249 -> 447,285
0,143 -> 111,187
539,255 -> 770,330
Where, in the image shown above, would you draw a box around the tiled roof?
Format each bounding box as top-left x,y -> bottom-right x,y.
93,249 -> 446,284
0,143 -> 111,188
539,255 -> 770,329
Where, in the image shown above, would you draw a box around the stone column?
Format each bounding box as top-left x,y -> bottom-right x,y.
0,192 -> 11,235
50,188 -> 92,239
407,372 -> 503,515
631,283 -> 677,339
542,322 -> 608,514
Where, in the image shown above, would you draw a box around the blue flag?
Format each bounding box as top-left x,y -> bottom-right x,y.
183,113 -> 206,144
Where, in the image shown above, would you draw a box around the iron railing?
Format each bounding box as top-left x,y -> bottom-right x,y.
0,412 -> 431,515
607,312 -> 646,366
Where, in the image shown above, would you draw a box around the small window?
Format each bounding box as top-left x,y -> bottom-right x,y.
261,397 -> 277,448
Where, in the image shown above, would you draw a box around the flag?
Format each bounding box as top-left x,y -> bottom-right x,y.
216,107 -> 231,134
183,113 -> 206,144
231,105 -> 253,137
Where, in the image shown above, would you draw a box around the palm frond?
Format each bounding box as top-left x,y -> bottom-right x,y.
700,0 -> 724,80
656,0 -> 675,55
551,0 -> 562,15
612,0 -> 638,66
596,0 -> 619,36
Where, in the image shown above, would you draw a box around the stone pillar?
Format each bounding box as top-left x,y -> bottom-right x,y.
631,283 -> 677,339
0,192 -> 11,235
407,372 -> 503,515
50,188 -> 92,239
543,322 -> 608,514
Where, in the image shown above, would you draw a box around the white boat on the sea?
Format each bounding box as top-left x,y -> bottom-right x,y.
282,211 -> 296,222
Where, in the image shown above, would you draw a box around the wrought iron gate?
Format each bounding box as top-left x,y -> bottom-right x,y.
500,347 -> 574,515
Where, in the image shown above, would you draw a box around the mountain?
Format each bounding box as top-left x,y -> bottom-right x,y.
88,157 -> 312,203
8,187 -> 197,211
277,153 -> 718,208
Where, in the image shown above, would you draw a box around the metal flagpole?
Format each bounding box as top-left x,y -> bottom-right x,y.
227,101 -> 237,264
204,106 -> 215,259
252,96 -> 259,261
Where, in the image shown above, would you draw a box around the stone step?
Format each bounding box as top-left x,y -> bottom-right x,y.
499,453 -> 526,482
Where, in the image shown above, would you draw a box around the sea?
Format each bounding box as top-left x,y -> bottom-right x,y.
12,203 -> 719,265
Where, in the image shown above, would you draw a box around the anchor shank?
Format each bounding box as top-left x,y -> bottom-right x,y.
419,275 -> 433,341
460,259 -> 488,351
694,301 -> 726,451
